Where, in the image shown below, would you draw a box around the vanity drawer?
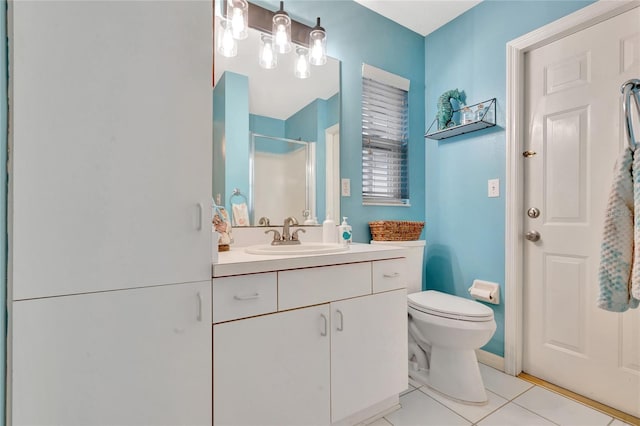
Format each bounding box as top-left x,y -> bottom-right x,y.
278,262 -> 371,310
372,258 -> 407,293
212,272 -> 277,323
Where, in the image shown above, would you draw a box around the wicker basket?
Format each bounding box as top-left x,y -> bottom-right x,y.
369,220 -> 425,241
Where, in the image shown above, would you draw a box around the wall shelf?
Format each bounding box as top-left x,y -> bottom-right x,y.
425,98 -> 496,140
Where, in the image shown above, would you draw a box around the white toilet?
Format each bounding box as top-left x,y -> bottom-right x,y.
371,240 -> 497,405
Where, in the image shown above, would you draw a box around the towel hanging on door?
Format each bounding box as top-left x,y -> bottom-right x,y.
597,147 -> 640,312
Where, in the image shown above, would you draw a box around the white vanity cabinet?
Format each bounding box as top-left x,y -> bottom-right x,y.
330,289 -> 408,422
12,281 -> 212,426
214,304 -> 332,426
213,257 -> 408,425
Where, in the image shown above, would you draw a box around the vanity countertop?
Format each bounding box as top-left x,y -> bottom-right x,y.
212,243 -> 409,277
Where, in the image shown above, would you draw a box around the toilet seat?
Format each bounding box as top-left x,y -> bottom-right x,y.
408,290 -> 494,322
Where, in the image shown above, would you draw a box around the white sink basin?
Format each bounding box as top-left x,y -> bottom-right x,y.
245,243 -> 348,255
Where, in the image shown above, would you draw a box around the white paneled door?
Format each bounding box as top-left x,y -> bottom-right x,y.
523,6 -> 640,417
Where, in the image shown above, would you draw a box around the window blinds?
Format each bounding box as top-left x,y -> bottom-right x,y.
362,71 -> 409,205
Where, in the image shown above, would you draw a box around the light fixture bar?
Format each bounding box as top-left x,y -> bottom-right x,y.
222,0 -> 314,47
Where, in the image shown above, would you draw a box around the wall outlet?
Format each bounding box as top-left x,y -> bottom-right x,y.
341,178 -> 351,197
488,179 -> 500,198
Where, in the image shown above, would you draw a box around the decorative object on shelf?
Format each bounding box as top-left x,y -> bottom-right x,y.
426,98 -> 497,141
219,0 -> 327,79
369,220 -> 425,241
461,106 -> 474,125
212,197 -> 233,251
436,89 -> 466,130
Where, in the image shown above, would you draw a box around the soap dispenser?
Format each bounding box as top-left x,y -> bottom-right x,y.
338,217 -> 352,246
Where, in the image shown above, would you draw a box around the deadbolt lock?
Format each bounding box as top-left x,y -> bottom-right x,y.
527,207 -> 540,218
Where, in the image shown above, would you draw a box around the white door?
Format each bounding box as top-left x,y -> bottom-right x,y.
330,290 -> 408,423
9,0 -> 212,300
12,281 -> 212,425
523,7 -> 640,416
213,304 -> 331,426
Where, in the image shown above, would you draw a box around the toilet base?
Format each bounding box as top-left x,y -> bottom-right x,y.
409,347 -> 488,405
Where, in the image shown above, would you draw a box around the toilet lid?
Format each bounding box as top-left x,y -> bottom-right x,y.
408,290 -> 494,321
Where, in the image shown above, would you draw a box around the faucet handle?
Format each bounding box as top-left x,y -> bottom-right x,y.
291,228 -> 306,241
265,229 -> 282,245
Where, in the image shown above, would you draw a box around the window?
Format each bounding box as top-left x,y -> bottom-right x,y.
361,64 -> 410,206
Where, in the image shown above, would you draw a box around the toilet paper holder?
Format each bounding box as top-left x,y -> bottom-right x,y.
468,280 -> 500,304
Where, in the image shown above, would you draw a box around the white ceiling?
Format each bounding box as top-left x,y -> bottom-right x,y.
353,0 -> 481,36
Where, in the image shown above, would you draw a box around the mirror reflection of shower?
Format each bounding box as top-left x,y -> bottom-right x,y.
250,133 -> 316,226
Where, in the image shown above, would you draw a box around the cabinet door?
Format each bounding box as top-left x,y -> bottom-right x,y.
331,290 -> 408,423
9,0 -> 212,299
214,305 -> 331,426
11,281 -> 212,426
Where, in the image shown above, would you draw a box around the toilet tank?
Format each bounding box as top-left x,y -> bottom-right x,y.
370,240 -> 425,294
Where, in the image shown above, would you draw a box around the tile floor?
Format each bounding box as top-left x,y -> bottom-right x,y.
364,364 -> 633,426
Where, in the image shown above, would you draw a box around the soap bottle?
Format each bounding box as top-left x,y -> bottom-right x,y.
338,217 -> 352,246
323,213 -> 336,243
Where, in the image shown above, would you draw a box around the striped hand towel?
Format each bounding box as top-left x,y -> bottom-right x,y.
597,147 -> 640,311
632,145 -> 640,301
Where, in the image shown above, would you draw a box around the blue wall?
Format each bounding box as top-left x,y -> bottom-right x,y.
424,0 -> 594,356
250,114 -> 285,138
212,72 -> 250,205
254,0 -> 426,242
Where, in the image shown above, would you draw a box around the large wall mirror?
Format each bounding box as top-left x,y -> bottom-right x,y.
213,20 -> 340,227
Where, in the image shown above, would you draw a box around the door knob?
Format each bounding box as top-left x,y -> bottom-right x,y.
525,230 -> 540,242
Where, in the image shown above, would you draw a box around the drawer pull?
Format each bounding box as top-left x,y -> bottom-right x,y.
233,293 -> 260,301
320,314 -> 328,336
383,272 -> 400,278
336,309 -> 344,332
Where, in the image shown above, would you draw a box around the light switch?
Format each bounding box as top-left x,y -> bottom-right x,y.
488,179 -> 500,198
341,178 -> 351,197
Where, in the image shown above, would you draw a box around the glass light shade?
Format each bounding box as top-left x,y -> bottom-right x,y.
272,2 -> 291,54
309,17 -> 327,66
259,35 -> 277,69
216,19 -> 237,58
294,48 -> 310,79
227,0 -> 248,40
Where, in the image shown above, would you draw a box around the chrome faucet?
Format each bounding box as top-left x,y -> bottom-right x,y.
264,217 -> 305,245
282,216 -> 298,241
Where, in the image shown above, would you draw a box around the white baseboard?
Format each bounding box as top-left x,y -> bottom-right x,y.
476,349 -> 505,372
334,395 -> 400,426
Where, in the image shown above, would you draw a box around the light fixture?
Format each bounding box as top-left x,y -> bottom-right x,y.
309,17 -> 326,66
218,1 -> 328,76
294,47 -> 310,79
258,34 -> 277,69
272,1 -> 292,54
216,19 -> 237,58
227,0 -> 248,40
